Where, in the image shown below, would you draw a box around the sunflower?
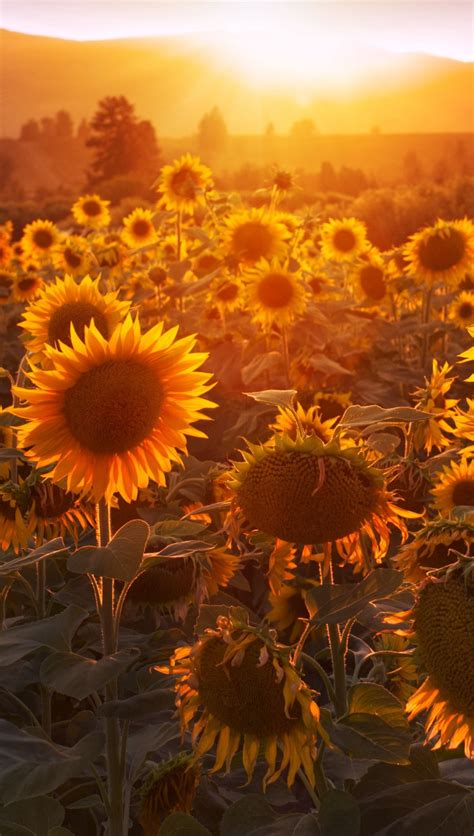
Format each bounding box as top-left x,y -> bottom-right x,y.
229,434 -> 409,561
192,252 -> 221,278
14,316 -> 215,502
121,208 -> 157,249
0,238 -> 12,268
320,218 -> 369,263
11,274 -> 44,303
458,325 -> 474,381
53,236 -> 93,278
243,259 -> 307,328
125,548 -> 240,620
28,479 -> 94,544
271,403 -> 336,443
449,291 -> 474,328
404,219 -> 474,288
139,754 -> 200,835
21,219 -> 60,260
431,457 -> 474,517
0,408 -> 13,450
0,268 -> 14,304
349,250 -> 388,305
314,391 -> 352,422
267,578 -> 316,642
411,360 -> 458,455
395,518 -> 474,582
372,632 -> 418,704
405,567 -> 474,758
19,274 -> 129,361
210,276 -> 242,313
223,208 -> 289,264
158,612 -> 321,787
0,480 -> 33,553
93,234 -> 125,271
453,399 -> 474,444
158,154 -> 213,213
72,194 -> 111,229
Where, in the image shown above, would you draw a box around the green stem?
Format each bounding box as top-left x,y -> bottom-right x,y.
300,652 -> 337,707
321,546 -> 348,718
421,286 -> 433,370
281,325 -> 290,387
36,560 -> 46,619
96,500 -> 124,836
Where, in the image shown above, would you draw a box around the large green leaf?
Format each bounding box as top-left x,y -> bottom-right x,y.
97,686 -> 174,719
0,606 -> 88,668
0,539 -> 68,577
220,795 -> 277,836
339,404 -> 432,428
0,722 -> 104,803
68,519 -> 149,580
0,796 -> 65,835
321,710 -> 410,765
347,684 -> 408,730
40,647 -> 140,699
159,813 -> 211,835
319,790 -> 360,836
306,570 -> 403,626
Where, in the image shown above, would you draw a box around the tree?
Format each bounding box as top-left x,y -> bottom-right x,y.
76,119 -> 91,142
40,116 -> 55,138
290,118 -> 316,140
197,106 -> 228,156
55,110 -> 74,138
86,96 -> 160,185
19,119 -> 40,141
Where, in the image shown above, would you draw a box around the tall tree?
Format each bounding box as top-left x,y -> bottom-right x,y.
55,110 -> 74,138
86,96 -> 160,184
197,106 -> 228,156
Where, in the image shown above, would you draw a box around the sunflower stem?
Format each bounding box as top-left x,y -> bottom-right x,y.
281,326 -> 291,387
321,546 -> 348,718
421,286 -> 433,370
96,499 -> 124,836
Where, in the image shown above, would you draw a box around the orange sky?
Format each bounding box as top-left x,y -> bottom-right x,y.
2,1 -> 474,62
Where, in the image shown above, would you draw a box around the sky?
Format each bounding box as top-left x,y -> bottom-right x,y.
2,0 -> 474,61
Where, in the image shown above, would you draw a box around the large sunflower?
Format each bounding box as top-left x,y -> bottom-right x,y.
395,518 -> 474,582
404,219 -> 474,288
158,154 -> 213,213
449,291 -> 474,329
223,208 -> 289,264
349,250 -> 388,305
21,219 -> 60,260
243,259 -> 307,328
72,194 -> 111,229
121,208 -> 157,249
405,567 -> 474,758
271,403 -> 336,443
431,457 -> 474,517
14,316 -> 215,502
158,612 -> 321,787
53,236 -> 93,278
229,434 -> 409,561
320,218 -> 369,263
19,274 -> 129,361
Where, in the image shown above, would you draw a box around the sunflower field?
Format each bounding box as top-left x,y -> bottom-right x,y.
0,155 -> 473,836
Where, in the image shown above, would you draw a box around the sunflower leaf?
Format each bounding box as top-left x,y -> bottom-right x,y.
40,648 -> 140,700
243,389 -> 297,410
68,519 -> 149,581
305,569 -> 403,625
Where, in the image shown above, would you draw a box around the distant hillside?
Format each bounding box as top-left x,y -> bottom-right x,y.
1,29 -> 473,137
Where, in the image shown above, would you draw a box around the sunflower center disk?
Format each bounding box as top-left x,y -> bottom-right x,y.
128,559 -> 196,605
63,359 -> 163,454
48,301 -> 109,348
33,229 -> 54,249
419,228 -> 465,272
452,480 -> 474,508
132,220 -> 152,238
82,200 -> 102,217
332,228 -> 356,253
416,578 -> 474,716
18,277 -> 38,292
258,273 -> 294,308
170,168 -> 198,199
237,451 -> 379,544
359,266 -> 386,301
197,636 -> 296,737
233,223 -> 273,261
64,248 -> 83,269
217,283 -> 238,302
458,302 -> 473,319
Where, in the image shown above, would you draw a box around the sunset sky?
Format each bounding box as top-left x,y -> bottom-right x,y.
2,0 -> 473,62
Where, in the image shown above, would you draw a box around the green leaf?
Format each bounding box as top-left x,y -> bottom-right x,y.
339,404 -> 432,428
40,647 -> 140,699
153,519 -> 209,540
0,606 -> 88,667
321,709 -> 410,765
347,684 -> 408,729
68,519 -> 149,580
0,722 -> 104,803
97,687 -> 174,719
0,796 -> 65,835
243,389 -> 297,409
159,812 -> 212,835
319,790 -> 360,836
292,815 -> 322,835
0,538 -> 68,577
220,795 -> 277,836
306,570 -> 403,625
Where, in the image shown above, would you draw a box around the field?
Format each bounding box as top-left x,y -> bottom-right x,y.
0,154 -> 473,836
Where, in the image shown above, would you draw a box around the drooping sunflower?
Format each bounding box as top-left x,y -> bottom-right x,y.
449,291 -> 474,328
405,567 -> 474,758
28,479 -> 94,544
158,612 -> 321,787
21,219 -> 60,260
93,233 -> 125,271
242,259 -> 307,328
395,518 -> 474,583
158,154 -> 213,213
223,208 -> 289,264
11,273 -> 44,303
267,578 -> 316,642
53,235 -> 93,278
404,219 -> 474,288
314,391 -> 352,422
139,753 -> 200,835
125,548 -> 240,620
320,218 -> 369,263
121,208 -> 158,249
14,316 -> 215,502
19,274 -> 130,360
349,250 -> 388,305
431,457 -> 474,517
271,403 -> 336,443
372,632 -> 418,704
71,194 -> 111,229
229,434 -> 410,561
411,360 -> 458,455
